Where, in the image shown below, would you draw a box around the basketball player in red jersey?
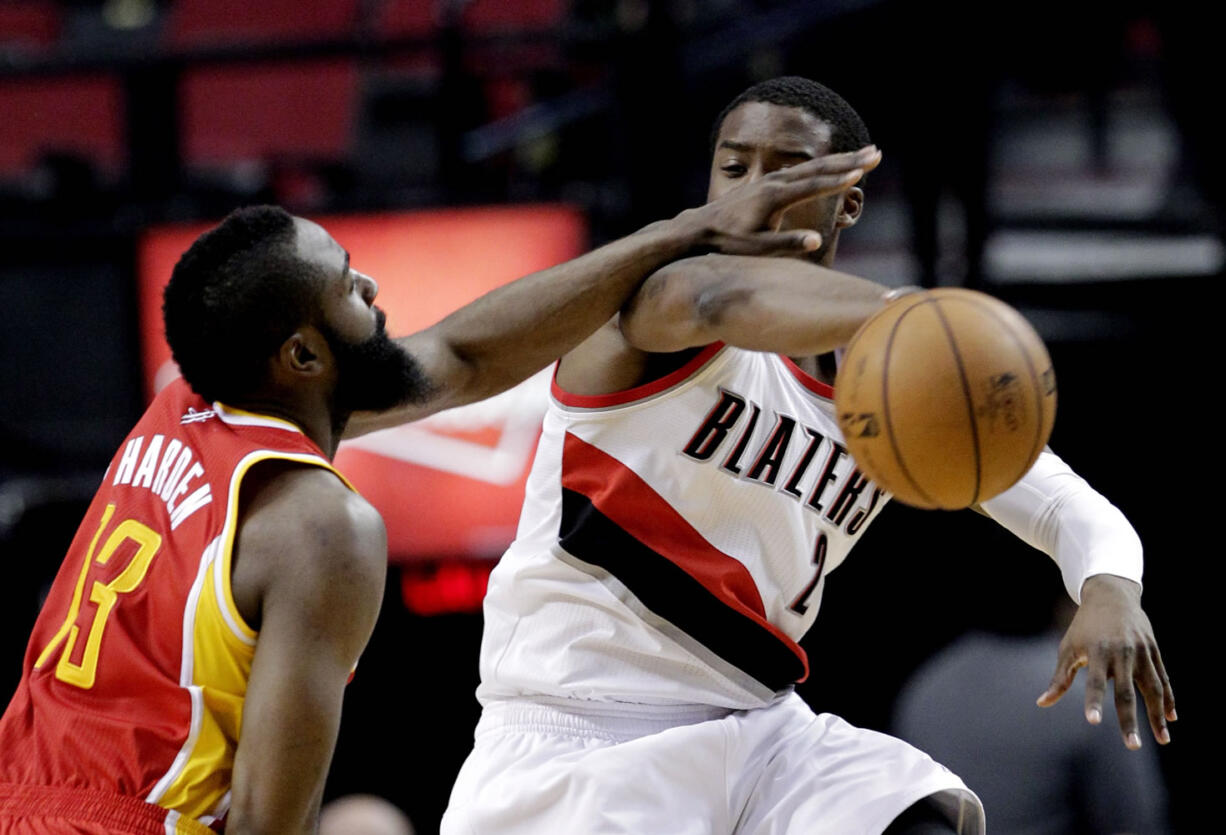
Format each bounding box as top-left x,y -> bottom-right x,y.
442,78 -> 1176,834
0,153 -> 879,835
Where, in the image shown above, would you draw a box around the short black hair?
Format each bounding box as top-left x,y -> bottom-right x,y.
162,205 -> 326,404
710,76 -> 871,156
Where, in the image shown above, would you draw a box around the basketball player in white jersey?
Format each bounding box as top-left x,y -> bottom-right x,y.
440,77 -> 1176,834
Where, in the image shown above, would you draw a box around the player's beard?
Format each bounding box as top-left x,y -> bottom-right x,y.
323,307 -> 429,428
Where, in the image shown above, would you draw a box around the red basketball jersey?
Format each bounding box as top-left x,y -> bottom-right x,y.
0,378 -> 355,833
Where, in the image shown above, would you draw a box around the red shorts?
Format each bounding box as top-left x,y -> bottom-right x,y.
0,784 -> 215,835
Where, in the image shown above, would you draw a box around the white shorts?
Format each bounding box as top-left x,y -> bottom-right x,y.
441,692 -> 984,835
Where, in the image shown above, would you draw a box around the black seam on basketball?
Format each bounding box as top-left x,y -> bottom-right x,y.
928,298 -> 982,505
959,295 -> 1048,488
882,300 -> 938,508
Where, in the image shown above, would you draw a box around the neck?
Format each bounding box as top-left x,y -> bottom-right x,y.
816,240 -> 838,269
225,394 -> 341,459
787,249 -> 840,378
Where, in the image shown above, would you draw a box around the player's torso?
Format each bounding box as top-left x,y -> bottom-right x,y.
0,379 -> 340,830
479,344 -> 890,710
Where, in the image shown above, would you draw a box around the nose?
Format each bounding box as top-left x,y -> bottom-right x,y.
355,271 -> 378,304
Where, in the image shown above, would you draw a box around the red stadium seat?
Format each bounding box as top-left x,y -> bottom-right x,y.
462,0 -> 567,32
165,0 -> 360,46
0,75 -> 124,179
179,60 -> 359,167
166,0 -> 363,170
0,0 -> 60,52
376,0 -> 438,37
371,0 -> 440,78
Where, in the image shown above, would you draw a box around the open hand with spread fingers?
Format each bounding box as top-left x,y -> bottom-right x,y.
674,145 -> 882,256
1037,574 -> 1176,749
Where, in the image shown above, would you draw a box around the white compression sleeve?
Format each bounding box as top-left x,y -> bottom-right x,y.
979,449 -> 1143,603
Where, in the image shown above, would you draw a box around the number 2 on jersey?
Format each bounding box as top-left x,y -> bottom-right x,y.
788,533 -> 827,616
34,503 -> 164,689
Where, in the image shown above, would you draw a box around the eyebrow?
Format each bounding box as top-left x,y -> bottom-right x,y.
717,140 -> 814,160
718,140 -> 756,153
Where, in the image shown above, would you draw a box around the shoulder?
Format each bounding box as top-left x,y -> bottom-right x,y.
244,461 -> 382,543
557,315 -> 645,395
233,462 -> 386,624
557,314 -> 714,396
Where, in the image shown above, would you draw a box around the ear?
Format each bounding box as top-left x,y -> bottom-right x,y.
275,328 -> 331,381
835,186 -> 864,230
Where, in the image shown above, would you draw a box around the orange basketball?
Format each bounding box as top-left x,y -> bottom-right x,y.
834,288 -> 1057,510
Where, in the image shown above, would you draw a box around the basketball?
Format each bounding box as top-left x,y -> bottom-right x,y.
834,288 -> 1057,510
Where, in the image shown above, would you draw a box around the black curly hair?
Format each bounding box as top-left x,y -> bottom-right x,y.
162,205 -> 326,403
710,76 -> 871,156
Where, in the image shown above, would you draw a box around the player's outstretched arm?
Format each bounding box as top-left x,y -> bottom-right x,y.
344,146 -> 881,435
618,254 -> 891,356
226,466 -> 387,835
979,450 -> 1176,750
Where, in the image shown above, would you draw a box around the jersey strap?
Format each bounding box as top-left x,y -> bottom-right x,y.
557,432 -> 808,692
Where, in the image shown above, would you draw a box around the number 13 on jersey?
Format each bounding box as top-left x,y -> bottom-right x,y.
34,503 -> 163,689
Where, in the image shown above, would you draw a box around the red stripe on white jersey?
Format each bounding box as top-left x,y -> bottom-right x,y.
560,432 -> 808,679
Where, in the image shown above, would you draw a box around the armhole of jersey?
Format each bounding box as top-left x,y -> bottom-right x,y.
551,342 -> 727,409
777,354 -> 836,400
217,451 -> 358,642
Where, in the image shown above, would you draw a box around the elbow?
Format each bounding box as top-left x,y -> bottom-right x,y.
620,257 -> 748,351
226,790 -> 316,835
665,256 -> 753,330
226,807 -> 313,835
633,259 -> 747,328
223,810 -> 273,835
691,281 -> 751,330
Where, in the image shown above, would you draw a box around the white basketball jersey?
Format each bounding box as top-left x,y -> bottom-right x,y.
477,343 -> 891,709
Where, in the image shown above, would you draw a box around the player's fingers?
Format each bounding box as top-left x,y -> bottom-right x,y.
1134,650 -> 1171,745
1150,645 -> 1177,723
717,230 -> 823,256
1078,637 -> 1118,720
1037,646 -> 1085,707
1082,644 -> 1111,727
772,170 -> 866,207
776,146 -> 881,180
1110,647 -> 1142,749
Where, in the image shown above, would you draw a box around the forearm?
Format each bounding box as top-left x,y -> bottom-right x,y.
404,220 -> 704,410
979,449 -> 1144,603
620,254 -> 890,355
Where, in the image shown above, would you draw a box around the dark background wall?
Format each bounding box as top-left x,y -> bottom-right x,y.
2,2 -> 1218,832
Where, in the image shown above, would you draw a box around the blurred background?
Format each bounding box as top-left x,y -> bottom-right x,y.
1,1 -> 1216,832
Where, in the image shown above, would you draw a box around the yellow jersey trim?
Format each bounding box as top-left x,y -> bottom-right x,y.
217,450 -> 358,642
212,402 -> 303,434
